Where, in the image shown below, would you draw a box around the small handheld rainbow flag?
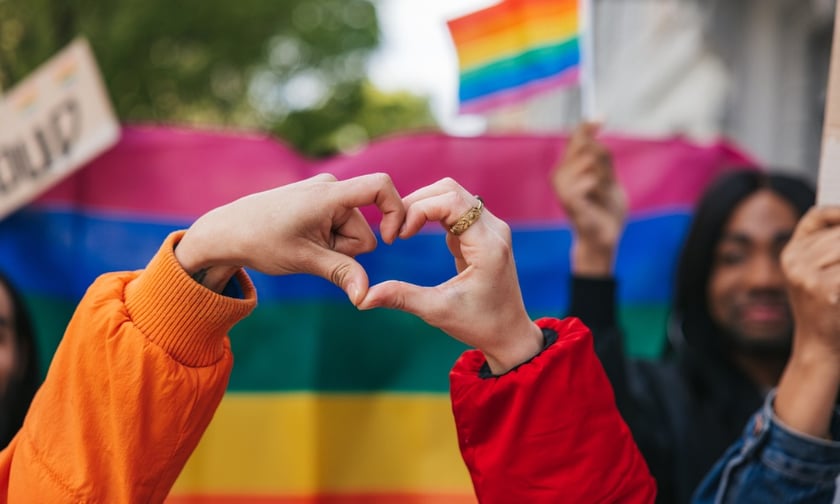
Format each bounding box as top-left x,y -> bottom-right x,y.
447,0 -> 581,114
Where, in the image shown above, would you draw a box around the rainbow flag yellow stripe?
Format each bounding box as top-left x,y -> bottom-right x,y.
447,0 -> 580,112
169,394 -> 474,499
167,493 -> 475,503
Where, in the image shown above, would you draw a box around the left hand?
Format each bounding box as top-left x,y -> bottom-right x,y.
358,178 -> 544,374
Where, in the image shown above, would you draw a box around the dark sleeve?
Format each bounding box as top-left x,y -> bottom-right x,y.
567,276 -> 629,408
567,276 -> 675,503
568,276 -> 618,331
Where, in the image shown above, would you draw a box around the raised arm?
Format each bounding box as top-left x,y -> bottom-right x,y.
694,206 -> 840,503
359,178 -> 655,503
0,173 -> 406,502
551,123 -> 630,379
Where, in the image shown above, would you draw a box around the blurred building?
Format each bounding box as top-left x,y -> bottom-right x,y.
483,0 -> 835,181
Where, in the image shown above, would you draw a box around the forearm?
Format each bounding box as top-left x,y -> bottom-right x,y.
1,232 -> 256,502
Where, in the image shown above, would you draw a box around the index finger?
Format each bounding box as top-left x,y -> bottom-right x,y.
332,173 -> 406,244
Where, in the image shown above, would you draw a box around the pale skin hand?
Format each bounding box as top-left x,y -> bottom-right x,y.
776,206 -> 840,438
551,122 -> 627,276
357,178 -> 544,375
174,173 -> 406,304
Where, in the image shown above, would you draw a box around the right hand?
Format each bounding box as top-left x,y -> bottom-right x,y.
551,123 -> 627,276
775,205 -> 840,438
358,178 -> 544,375
175,173 -> 406,304
781,206 -> 840,358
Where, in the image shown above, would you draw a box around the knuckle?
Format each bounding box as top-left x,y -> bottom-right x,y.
330,261 -> 353,287
497,220 -> 512,241
440,177 -> 460,191
583,152 -> 599,168
444,190 -> 462,209
371,172 -> 392,186
484,235 -> 514,264
361,233 -> 378,251
385,282 -> 410,311
802,276 -> 820,293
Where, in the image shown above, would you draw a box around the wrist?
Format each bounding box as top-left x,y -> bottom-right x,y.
175,228 -> 240,293
788,341 -> 840,382
572,241 -> 616,276
776,342 -> 840,438
483,322 -> 544,375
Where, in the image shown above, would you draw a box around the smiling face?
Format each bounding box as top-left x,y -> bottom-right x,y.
707,189 -> 798,352
0,283 -> 17,398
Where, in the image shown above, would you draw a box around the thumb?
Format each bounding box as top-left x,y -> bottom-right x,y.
358,280 -> 447,323
308,250 -> 370,306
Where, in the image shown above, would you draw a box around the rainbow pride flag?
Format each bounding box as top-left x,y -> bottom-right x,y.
0,127 -> 752,502
447,0 -> 581,113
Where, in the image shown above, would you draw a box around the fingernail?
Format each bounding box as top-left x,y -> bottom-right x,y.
348,283 -> 361,305
359,299 -> 379,311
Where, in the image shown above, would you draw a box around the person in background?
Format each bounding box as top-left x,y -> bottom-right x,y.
0,271 -> 39,449
693,204 -> 840,502
553,123 -> 816,502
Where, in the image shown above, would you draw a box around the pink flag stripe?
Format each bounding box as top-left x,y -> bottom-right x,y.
33,126 -> 755,224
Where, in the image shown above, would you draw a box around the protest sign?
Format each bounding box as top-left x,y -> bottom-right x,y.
0,38 -> 119,219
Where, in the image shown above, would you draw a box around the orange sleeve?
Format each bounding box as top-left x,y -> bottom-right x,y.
0,231 -> 256,502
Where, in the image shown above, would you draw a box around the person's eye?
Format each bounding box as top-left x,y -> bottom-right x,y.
716,251 -> 745,266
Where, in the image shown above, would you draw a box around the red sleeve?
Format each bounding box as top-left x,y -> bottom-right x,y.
450,317 -> 656,503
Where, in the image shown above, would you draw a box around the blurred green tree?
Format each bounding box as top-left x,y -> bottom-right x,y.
0,0 -> 438,156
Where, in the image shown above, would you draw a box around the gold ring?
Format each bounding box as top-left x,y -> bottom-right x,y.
449,196 -> 484,235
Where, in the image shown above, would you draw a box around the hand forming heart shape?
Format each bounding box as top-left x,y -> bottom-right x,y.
176,173 -> 544,374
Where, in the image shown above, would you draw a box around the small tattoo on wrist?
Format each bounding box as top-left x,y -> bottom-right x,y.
191,268 -> 209,285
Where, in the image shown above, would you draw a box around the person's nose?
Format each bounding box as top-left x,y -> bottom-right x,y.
744,252 -> 785,290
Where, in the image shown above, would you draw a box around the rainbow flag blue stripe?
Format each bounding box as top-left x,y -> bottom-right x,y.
1,126 -> 753,501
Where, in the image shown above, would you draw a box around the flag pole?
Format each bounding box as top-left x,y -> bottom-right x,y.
817,3 -> 840,205
579,0 -> 597,120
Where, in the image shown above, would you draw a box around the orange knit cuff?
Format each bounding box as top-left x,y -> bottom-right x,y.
124,231 -> 257,367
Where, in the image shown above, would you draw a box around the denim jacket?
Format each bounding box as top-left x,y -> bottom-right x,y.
692,390 -> 840,503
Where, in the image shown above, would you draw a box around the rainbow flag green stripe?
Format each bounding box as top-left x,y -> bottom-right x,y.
458,39 -> 580,103
27,295 -> 669,392
4,127 -> 753,502
447,0 -> 580,110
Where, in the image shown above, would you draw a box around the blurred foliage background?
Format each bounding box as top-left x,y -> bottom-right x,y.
0,0 -> 438,156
